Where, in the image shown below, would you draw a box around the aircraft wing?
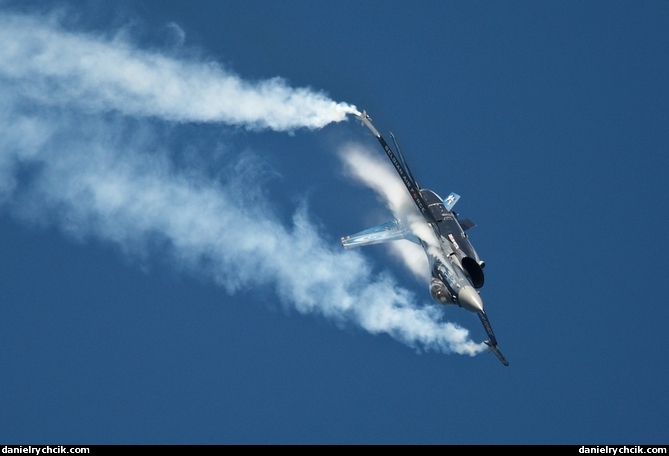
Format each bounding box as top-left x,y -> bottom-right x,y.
478,311 -> 509,366
484,341 -> 509,367
341,219 -> 421,249
356,111 -> 437,224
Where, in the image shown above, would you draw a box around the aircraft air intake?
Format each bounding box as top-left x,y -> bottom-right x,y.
461,257 -> 485,289
340,109 -> 508,365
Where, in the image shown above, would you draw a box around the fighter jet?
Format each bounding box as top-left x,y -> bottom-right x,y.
342,111 -> 508,366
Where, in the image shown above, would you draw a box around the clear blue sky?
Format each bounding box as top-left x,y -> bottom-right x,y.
1,0 -> 668,444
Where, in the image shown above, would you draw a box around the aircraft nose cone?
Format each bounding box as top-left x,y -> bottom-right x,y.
457,285 -> 484,313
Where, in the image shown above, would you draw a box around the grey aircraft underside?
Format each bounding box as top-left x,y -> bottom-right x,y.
342,111 -> 508,366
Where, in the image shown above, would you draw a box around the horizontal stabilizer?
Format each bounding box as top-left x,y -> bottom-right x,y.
458,218 -> 476,231
443,192 -> 460,211
341,219 -> 421,249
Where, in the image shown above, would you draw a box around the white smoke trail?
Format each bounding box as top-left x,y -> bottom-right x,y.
0,10 -> 485,356
0,12 -> 359,131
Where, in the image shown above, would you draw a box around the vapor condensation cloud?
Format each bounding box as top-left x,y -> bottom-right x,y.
340,143 -> 439,282
0,10 -> 485,356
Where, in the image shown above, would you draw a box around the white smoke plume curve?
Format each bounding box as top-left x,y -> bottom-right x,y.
0,12 -> 359,131
0,11 -> 485,356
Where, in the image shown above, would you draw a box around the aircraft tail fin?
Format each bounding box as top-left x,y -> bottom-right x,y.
341,219 -> 421,249
443,192 -> 461,211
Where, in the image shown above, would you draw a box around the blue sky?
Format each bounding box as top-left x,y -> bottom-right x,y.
1,0 -> 668,444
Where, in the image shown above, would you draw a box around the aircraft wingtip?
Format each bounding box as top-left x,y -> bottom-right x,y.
484,340 -> 509,366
